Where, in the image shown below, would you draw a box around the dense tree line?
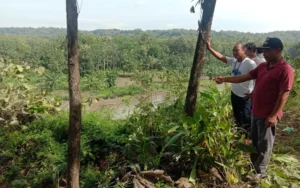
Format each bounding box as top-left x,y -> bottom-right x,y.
0,28 -> 299,78
1,27 -> 300,40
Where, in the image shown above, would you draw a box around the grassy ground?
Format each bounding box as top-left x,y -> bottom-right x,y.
52,76 -> 215,101
274,108 -> 300,157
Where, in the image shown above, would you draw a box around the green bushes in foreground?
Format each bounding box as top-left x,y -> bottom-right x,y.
0,112 -> 128,187
1,86 -> 299,187
0,87 -> 252,187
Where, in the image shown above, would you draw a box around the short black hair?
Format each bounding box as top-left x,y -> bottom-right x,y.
256,48 -> 263,54
244,42 -> 257,53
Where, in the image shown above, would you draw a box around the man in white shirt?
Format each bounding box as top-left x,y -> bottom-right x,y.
256,48 -> 267,62
206,40 -> 257,130
244,42 -> 264,65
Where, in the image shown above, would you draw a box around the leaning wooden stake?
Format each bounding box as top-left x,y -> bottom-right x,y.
184,0 -> 217,116
66,0 -> 82,187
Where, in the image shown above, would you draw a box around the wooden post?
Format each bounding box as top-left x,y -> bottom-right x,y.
184,0 -> 217,116
66,0 -> 82,187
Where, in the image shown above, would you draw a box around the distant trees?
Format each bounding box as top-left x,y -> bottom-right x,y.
2,27 -> 300,40
0,29 -> 300,77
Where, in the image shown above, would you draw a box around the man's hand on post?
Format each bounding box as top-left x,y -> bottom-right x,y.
205,37 -> 211,49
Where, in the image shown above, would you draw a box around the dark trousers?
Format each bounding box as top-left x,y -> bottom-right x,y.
250,116 -> 276,176
231,92 -> 252,130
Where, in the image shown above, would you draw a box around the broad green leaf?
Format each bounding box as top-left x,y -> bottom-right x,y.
274,169 -> 288,179
273,175 -> 285,186
234,142 -> 256,153
164,131 -> 185,148
182,115 -> 197,125
200,91 -> 216,103
261,180 -> 271,188
291,172 -> 300,180
34,66 -> 45,75
167,125 -> 180,134
197,120 -> 206,133
16,65 -> 24,72
16,74 -> 25,79
273,154 -> 299,163
189,157 -> 198,184
197,106 -> 209,121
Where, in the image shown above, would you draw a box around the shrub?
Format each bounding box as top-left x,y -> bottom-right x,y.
0,112 -> 128,187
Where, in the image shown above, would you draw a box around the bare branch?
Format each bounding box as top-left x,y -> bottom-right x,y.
77,0 -> 83,15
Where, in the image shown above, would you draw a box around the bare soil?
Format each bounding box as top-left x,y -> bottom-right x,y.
116,77 -> 137,87
60,90 -> 168,112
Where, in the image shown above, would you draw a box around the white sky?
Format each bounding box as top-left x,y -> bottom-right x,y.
0,0 -> 300,32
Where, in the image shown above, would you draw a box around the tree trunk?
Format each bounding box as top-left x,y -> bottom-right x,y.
184,0 -> 217,116
66,0 -> 82,187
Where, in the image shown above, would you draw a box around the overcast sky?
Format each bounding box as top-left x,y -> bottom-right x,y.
1,0 -> 300,32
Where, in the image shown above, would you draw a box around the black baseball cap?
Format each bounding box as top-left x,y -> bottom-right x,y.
257,37 -> 284,51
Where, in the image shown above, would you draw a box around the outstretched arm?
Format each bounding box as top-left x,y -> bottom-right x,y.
206,39 -> 227,64
214,73 -> 253,84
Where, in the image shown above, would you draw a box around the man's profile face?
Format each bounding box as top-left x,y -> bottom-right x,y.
244,47 -> 253,57
263,48 -> 281,62
232,44 -> 245,59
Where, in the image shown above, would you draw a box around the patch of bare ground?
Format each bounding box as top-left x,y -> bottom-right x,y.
274,110 -> 300,158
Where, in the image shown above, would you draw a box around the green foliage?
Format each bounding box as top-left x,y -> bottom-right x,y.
0,29 -> 299,187
1,29 -> 299,78
124,87 -> 253,183
43,71 -> 59,91
0,112 -> 128,187
261,154 -> 300,187
0,61 -> 129,186
2,27 -> 300,42
124,98 -> 184,169
133,71 -> 154,88
0,61 -> 60,128
100,85 -> 145,99
0,117 -> 67,187
181,87 -> 252,183
105,71 -> 118,88
204,54 -> 231,79
81,71 -> 106,91
0,35 -> 67,73
0,82 -> 298,186
80,165 -> 116,188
